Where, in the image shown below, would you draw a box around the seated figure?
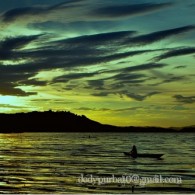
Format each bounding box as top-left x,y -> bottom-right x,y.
130,145 -> 137,158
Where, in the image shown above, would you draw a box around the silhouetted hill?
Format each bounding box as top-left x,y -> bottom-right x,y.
0,111 -> 194,133
180,125 -> 195,132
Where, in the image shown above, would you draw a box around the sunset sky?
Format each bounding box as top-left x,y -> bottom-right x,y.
0,0 -> 195,127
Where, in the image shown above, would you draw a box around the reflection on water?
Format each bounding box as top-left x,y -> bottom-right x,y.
0,133 -> 194,194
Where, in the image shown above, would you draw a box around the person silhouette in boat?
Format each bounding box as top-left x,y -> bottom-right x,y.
130,145 -> 137,158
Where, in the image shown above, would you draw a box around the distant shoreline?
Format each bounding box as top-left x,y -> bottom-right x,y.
0,111 -> 194,133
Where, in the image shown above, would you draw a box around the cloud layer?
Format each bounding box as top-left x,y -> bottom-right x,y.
0,0 -> 194,127
0,24 -> 194,98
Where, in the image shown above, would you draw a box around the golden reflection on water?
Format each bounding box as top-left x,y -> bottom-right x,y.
0,133 -> 194,193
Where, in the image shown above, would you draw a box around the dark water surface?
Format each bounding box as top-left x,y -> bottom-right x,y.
0,132 -> 194,194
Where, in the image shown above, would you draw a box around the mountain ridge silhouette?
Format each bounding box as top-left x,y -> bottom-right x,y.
0,110 -> 194,133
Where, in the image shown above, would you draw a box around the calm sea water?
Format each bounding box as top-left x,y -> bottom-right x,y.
0,132 -> 194,194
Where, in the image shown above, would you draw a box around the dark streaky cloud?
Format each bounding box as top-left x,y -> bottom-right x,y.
0,34 -> 43,51
173,95 -> 195,104
61,30 -> 136,46
126,25 -> 195,45
91,91 -> 110,97
156,47 -> 195,61
1,0 -> 84,23
121,91 -> 160,101
93,3 -> 172,18
87,80 -> 105,90
0,83 -> 36,96
174,65 -> 186,69
92,90 -> 160,101
121,63 -> 167,72
52,72 -> 99,83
